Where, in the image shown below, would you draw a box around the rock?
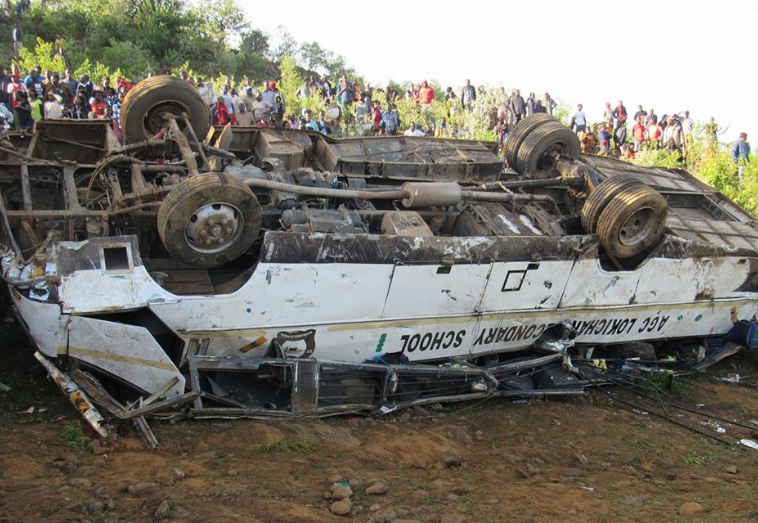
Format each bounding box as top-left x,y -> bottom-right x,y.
567,508 -> 578,516
526,463 -> 541,475
561,468 -> 585,478
441,517 -> 464,523
447,494 -> 459,501
724,465 -> 738,475
410,490 -> 429,503
127,482 -> 159,496
105,500 -> 116,511
678,502 -> 704,516
441,452 -> 462,468
194,451 -> 217,461
93,487 -> 109,499
411,460 -> 427,469
69,478 -> 92,488
90,440 -> 108,456
399,411 -> 411,422
330,498 -> 352,516
365,482 -> 389,495
348,478 -> 365,491
576,454 -> 589,465
622,496 -> 646,507
171,468 -> 186,481
328,474 -> 345,484
369,504 -> 382,512
666,472 -> 677,481
226,469 -> 238,477
64,462 -> 78,474
396,508 -> 409,518
514,467 -> 530,479
86,501 -> 104,514
154,499 -> 172,518
371,508 -> 397,522
330,484 -> 353,500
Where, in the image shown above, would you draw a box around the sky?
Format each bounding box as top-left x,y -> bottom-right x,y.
247,0 -> 757,147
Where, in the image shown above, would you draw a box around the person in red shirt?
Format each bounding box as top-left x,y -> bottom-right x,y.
647,121 -> 662,149
7,74 -> 23,109
371,100 -> 382,131
632,116 -> 646,151
212,96 -> 234,125
89,91 -> 109,118
418,80 -> 435,106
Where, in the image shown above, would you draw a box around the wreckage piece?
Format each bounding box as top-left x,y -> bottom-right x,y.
186,353 -> 582,419
2,84 -> 758,430
34,352 -> 108,438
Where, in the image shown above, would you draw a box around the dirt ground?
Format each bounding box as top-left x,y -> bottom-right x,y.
2,323 -> 758,523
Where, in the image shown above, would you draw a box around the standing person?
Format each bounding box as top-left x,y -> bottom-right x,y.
70,95 -> 89,119
460,79 -> 476,109
613,123 -> 627,151
509,89 -> 526,124
45,73 -> 74,107
6,74 -> 24,110
647,118 -> 662,148
211,96 -> 235,125
633,105 -> 647,121
235,104 -> 253,126
13,91 -> 33,129
0,66 -> 10,111
371,100 -> 382,132
525,92 -> 537,117
24,68 -> 45,99
613,100 -> 627,130
705,117 -> 719,144
632,116 -> 646,151
570,104 -> 588,133
385,85 -> 398,104
681,111 -> 694,142
43,92 -> 63,119
732,132 -> 751,182
27,89 -> 43,122
270,82 -> 285,121
602,102 -> 614,127
542,92 -> 556,116
380,104 -> 400,135
89,91 -> 109,119
196,78 -> 215,107
12,24 -> 22,56
76,74 -> 93,102
533,100 -> 547,113
645,108 -> 657,125
250,92 -> 273,122
338,76 -> 353,107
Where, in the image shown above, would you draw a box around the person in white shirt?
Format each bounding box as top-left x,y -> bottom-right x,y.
404,122 -> 425,137
43,91 -> 63,119
196,78 -> 215,107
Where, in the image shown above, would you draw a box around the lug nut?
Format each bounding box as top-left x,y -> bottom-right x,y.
226,227 -> 233,235
199,230 -> 207,236
217,238 -> 225,244
221,218 -> 228,225
205,238 -> 213,245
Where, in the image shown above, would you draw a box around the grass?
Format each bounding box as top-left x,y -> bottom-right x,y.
62,423 -> 92,452
248,438 -> 313,454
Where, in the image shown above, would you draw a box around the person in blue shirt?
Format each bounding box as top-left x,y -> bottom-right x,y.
380,104 -> 400,135
304,111 -> 320,132
732,132 -> 751,181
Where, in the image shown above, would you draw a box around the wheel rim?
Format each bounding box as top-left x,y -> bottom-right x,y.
536,141 -> 570,170
618,207 -> 657,247
143,100 -> 191,137
184,202 -> 244,254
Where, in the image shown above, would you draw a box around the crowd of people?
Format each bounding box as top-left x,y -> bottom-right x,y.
0,59 -> 750,175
